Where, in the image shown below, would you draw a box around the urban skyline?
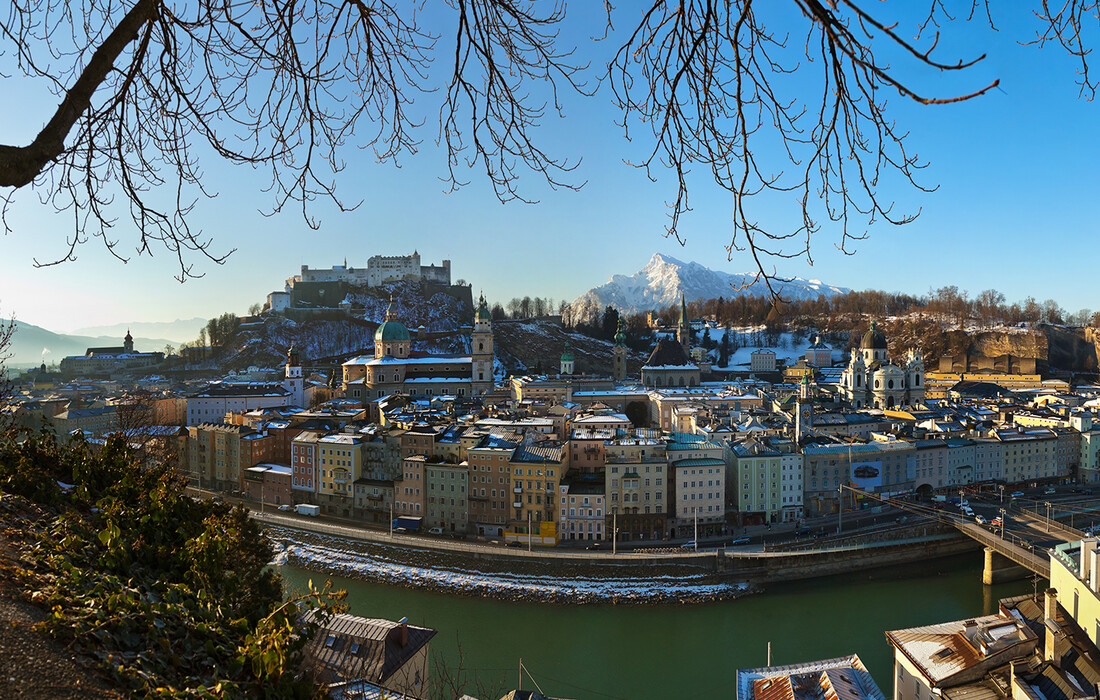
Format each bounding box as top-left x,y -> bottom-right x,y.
2,5 -> 1098,331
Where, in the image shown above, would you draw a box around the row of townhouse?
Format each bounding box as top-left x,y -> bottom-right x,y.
184,406 -> 1100,542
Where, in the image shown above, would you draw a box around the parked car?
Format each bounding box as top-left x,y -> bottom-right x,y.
1010,491 -> 1024,498
450,532 -> 467,540
427,526 -> 444,535
278,504 -> 293,512
1044,487 -> 1057,495
974,515 -> 987,525
960,506 -> 974,517
506,540 -> 524,548
211,495 -> 223,503
730,536 -> 750,545
586,542 -> 602,550
957,499 -> 969,508
680,541 -> 697,549
795,527 -> 813,536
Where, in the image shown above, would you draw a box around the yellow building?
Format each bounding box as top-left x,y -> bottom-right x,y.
507,443 -> 565,543
316,433 -> 363,499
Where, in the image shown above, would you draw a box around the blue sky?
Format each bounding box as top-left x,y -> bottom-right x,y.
1,3 -> 1098,333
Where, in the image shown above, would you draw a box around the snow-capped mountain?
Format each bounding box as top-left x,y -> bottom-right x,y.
564,253 -> 850,323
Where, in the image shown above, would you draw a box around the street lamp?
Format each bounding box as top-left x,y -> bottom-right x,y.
1045,502 -> 1054,533
612,508 -> 618,556
693,507 -> 698,552
837,485 -> 843,535
999,484 -> 1005,504
999,507 -> 1007,540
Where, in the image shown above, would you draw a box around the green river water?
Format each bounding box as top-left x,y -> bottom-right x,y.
277,554 -> 1034,699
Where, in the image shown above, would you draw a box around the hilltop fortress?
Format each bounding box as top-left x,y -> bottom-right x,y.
267,252 -> 456,314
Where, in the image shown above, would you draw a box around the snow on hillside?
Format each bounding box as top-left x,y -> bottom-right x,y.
565,253 -> 849,324
695,327 -> 841,370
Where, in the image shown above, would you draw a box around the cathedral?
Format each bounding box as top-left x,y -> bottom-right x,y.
341,293 -> 495,402
839,321 -> 924,409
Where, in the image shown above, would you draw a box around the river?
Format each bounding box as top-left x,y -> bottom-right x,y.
277,554 -> 1034,699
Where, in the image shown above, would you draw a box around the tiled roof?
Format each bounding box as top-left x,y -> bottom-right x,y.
299,611 -> 436,687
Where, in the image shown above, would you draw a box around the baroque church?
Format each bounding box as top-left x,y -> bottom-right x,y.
641,291 -> 701,388
341,294 -> 495,403
839,321 -> 924,409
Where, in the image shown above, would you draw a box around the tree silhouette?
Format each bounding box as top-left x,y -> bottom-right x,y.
1,2 -> 1096,288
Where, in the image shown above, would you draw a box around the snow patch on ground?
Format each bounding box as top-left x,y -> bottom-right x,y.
267,529 -> 752,605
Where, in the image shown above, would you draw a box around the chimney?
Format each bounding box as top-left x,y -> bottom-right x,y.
1045,588 -> 1060,664
397,616 -> 408,648
1082,539 -> 1098,581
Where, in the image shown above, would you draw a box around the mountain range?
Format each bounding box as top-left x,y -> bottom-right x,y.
564,253 -> 850,324
71,317 -> 206,344
5,320 -> 179,369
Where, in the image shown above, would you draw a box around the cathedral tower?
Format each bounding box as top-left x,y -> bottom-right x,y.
612,316 -> 627,382
471,292 -> 495,395
285,344 -> 305,407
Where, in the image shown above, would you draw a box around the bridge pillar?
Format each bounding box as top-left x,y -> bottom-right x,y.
983,547 -> 1030,585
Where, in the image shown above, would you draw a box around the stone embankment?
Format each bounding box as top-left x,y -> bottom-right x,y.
260,513 -> 982,605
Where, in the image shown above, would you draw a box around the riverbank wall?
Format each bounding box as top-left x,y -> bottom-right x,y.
257,512 -> 988,589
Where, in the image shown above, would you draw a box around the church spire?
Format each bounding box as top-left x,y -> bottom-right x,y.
677,289 -> 690,351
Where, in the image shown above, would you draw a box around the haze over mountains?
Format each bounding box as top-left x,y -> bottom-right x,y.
564,253 -> 850,324
7,320 -> 179,369
70,318 -> 206,344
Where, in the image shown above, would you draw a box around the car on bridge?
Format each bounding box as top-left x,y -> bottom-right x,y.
730,536 -> 751,545
975,515 -> 987,525
991,517 -> 1003,527
1010,491 -> 1024,497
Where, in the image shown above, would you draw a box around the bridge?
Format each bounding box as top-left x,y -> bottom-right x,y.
845,486 -> 1095,584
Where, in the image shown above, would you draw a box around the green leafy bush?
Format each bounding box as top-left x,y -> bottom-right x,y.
0,431 -> 342,698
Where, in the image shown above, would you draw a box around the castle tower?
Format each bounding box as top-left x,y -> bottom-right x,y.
285,344 -> 305,407
471,292 -> 495,395
795,373 -> 813,441
612,316 -> 628,382
123,329 -> 134,353
560,341 -> 575,376
677,290 -> 690,352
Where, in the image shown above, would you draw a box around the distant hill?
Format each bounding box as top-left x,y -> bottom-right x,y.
564,252 -> 850,324
6,320 -> 177,369
70,317 -> 206,345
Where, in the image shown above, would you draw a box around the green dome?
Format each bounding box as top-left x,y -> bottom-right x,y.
614,317 -> 626,347
375,320 -> 410,342
561,341 -> 574,362
375,299 -> 410,342
475,292 -> 491,322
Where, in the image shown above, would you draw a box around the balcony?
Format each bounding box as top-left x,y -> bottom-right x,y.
513,501 -> 523,509
513,487 -> 523,494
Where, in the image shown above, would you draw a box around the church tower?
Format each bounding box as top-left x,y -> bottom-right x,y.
560,341 -> 575,376
795,373 -> 813,441
471,292 -> 495,395
677,290 -> 690,353
285,344 -> 305,407
123,330 -> 134,353
612,316 -> 627,382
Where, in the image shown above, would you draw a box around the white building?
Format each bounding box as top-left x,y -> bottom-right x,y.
750,348 -> 777,373
840,321 -> 925,409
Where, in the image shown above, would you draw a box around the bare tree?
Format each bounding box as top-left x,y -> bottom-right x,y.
0,311 -> 14,435
1,2 -> 1098,290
